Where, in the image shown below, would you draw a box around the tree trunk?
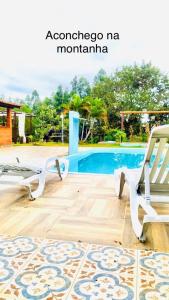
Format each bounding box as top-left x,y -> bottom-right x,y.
83,127 -> 91,141
81,121 -> 85,140
83,119 -> 95,142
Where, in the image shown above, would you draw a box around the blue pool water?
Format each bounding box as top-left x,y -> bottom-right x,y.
68,149 -> 146,174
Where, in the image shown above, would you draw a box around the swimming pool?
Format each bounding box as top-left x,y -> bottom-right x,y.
68,148 -> 146,174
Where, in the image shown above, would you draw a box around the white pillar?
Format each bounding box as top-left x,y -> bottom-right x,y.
69,111 -> 79,155
18,113 -> 26,143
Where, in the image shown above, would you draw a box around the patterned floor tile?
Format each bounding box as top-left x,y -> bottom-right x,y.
2,265 -> 72,299
0,236 -> 40,293
138,250 -> 169,300
69,244 -> 137,300
0,235 -> 169,300
0,236 -> 39,258
1,240 -> 89,299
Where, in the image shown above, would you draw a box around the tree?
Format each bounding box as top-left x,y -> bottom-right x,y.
63,94 -> 107,141
25,95 -> 32,107
71,76 -> 78,94
25,90 -> 40,109
33,101 -> 58,140
52,85 -> 70,112
31,90 -> 40,108
12,62 -> 169,143
94,68 -> 107,83
83,96 -> 107,141
113,63 -> 169,110
92,63 -> 169,133
91,76 -> 119,127
71,94 -> 90,113
71,76 -> 91,98
31,90 -> 40,102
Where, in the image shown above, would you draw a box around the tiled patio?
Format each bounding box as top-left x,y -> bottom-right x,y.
0,146 -> 169,251
0,235 -> 169,299
0,146 -> 169,299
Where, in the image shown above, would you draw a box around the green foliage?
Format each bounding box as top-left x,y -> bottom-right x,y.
33,101 -> 59,140
113,63 -> 169,110
94,69 -> 107,83
92,63 -> 169,129
104,129 -> 126,142
141,133 -> 148,142
52,85 -> 70,110
114,130 -> 126,142
71,76 -> 91,98
11,63 -> 169,143
86,96 -> 107,120
25,90 -> 40,108
90,136 -> 100,144
69,94 -> 90,115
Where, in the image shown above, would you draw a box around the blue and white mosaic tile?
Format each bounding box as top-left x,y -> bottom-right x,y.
69,244 -> 137,299
0,235 -> 168,299
41,241 -> 85,264
0,236 -> 37,257
138,250 -> 169,300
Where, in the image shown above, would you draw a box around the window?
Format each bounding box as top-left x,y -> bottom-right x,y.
0,109 -> 7,127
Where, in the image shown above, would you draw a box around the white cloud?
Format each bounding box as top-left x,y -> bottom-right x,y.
0,0 -> 169,99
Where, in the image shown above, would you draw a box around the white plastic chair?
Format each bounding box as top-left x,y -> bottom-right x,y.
0,157 -> 69,200
114,125 -> 169,242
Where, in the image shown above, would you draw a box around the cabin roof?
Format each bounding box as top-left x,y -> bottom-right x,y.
0,100 -> 21,109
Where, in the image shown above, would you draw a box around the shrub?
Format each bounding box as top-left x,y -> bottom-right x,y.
104,129 -> 126,142
141,133 -> 148,142
130,135 -> 142,142
91,136 -> 100,143
115,130 -> 126,142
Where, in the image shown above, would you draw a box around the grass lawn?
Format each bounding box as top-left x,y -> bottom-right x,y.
13,141 -> 145,148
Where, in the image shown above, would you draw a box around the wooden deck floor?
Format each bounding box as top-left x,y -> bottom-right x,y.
0,171 -> 169,252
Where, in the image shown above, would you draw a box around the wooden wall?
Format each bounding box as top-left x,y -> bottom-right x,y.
0,108 -> 12,145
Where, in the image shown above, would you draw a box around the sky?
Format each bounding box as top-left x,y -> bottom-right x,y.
0,0 -> 169,100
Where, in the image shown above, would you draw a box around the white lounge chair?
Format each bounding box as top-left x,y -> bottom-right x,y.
0,157 -> 69,200
114,125 -> 169,242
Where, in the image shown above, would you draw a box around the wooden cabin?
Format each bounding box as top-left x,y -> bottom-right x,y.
0,100 -> 21,146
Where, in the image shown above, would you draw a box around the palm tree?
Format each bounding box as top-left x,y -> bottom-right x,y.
63,94 -> 90,116
83,97 -> 107,141
63,94 -> 107,142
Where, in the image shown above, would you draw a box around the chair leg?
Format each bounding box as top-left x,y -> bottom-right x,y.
139,222 -> 149,242
28,174 -> 46,200
27,184 -> 35,201
129,185 -> 145,241
55,159 -> 62,180
119,172 -> 125,199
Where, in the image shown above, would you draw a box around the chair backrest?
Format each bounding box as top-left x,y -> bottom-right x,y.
138,125 -> 169,195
